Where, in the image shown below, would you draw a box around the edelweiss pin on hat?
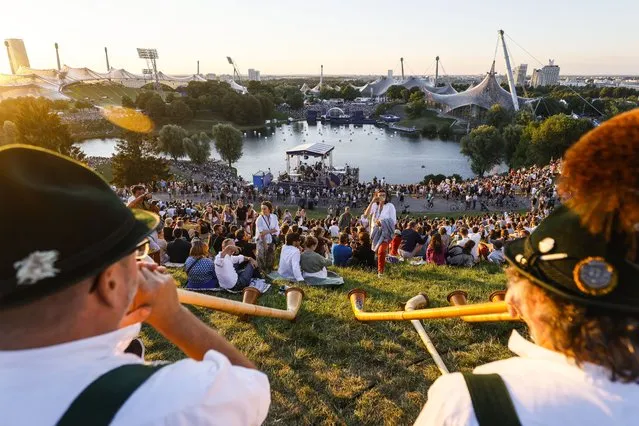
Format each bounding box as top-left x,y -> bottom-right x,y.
0,145 -> 159,307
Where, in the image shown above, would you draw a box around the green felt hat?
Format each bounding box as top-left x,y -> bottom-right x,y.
0,145 -> 158,307
504,205 -> 639,312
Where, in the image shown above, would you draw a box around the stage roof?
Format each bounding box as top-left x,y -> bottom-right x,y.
286,143 -> 335,157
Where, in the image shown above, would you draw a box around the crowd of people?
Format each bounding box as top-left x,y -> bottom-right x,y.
4,107 -> 638,426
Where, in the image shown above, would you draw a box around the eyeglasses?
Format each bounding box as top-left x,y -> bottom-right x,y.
134,239 -> 150,260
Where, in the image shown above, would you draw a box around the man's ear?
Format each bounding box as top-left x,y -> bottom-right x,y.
93,262 -> 125,308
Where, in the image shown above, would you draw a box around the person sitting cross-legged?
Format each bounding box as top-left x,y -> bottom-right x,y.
214,239 -> 259,292
300,236 -> 332,279
184,239 -> 218,290
399,221 -> 426,259
332,233 -> 353,267
166,228 -> 191,264
277,233 -> 305,283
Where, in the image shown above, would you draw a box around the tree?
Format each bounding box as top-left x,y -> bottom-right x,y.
460,125 -> 504,177
287,91 -> 304,109
157,124 -> 188,161
502,124 -> 524,168
14,100 -> 85,160
121,95 -> 136,109
485,104 -> 512,129
135,91 -> 155,110
385,85 -> 404,101
406,99 -> 426,118
184,132 -> 211,165
438,124 -> 452,141
421,124 -> 437,138
165,92 -> 175,103
0,120 -> 19,145
111,132 -> 170,187
529,114 -> 593,165
256,95 -> 274,120
145,94 -> 166,121
341,85 -> 360,101
212,124 -> 243,167
167,100 -> 193,124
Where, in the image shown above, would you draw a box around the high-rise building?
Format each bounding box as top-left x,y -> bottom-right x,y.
4,39 -> 30,74
531,60 -> 560,88
248,68 -> 261,81
513,64 -> 527,86
387,69 -> 393,79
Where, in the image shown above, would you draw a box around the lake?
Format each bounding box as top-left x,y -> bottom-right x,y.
78,122 -> 474,184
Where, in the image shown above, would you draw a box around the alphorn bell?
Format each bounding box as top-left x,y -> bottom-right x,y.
239,287 -> 261,321
177,287 -> 304,321
347,289 -> 510,322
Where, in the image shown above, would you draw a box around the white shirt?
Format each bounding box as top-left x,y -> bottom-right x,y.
415,331 -> 639,426
329,224 -> 340,237
487,248 -> 506,264
214,252 -> 245,289
0,324 -> 270,426
255,214 -> 279,244
370,203 -> 397,229
277,245 -> 304,282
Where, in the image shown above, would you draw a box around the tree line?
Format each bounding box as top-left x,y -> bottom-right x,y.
460,104 -> 594,176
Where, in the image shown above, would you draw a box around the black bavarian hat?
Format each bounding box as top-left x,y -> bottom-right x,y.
0,145 -> 159,307
505,205 -> 639,312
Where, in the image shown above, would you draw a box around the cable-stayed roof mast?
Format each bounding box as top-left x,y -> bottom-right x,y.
499,29 -> 519,111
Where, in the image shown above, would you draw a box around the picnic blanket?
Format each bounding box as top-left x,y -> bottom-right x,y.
266,271 -> 344,287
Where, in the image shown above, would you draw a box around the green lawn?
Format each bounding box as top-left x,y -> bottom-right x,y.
398,109 -> 455,130
146,262 -> 524,425
63,83 -> 143,106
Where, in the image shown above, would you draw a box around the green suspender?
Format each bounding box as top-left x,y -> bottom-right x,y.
462,373 -> 522,426
57,364 -> 167,426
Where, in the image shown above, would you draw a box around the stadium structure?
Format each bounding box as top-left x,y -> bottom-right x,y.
0,65 -> 246,101
423,60 -> 534,121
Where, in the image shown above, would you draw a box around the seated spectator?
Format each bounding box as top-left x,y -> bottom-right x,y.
214,239 -> 259,291
328,221 -> 340,238
235,229 -> 256,259
426,233 -> 446,265
166,228 -> 191,264
210,224 -> 225,255
312,227 -> 331,257
487,239 -> 506,264
439,227 -> 451,253
399,221 -> 426,259
348,231 -> 376,269
277,233 -> 305,282
332,233 -> 353,266
447,240 -> 475,267
184,239 -> 218,290
300,236 -> 332,278
389,230 -> 402,256
163,217 -> 175,242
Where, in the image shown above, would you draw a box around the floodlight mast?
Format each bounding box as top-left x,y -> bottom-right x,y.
499,30 -> 519,111
137,48 -> 160,91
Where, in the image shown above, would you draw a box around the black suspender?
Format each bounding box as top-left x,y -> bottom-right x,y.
462,373 -> 522,426
57,363 -> 167,426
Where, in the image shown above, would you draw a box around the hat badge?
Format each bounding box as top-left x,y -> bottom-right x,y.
13,251 -> 61,286
573,257 -> 618,296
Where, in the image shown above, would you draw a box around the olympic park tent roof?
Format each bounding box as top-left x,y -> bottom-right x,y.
400,76 -> 432,90
422,82 -> 458,95
286,142 -> 335,157
423,63 -> 533,112
228,79 -> 248,94
359,76 -> 397,97
300,83 -> 310,93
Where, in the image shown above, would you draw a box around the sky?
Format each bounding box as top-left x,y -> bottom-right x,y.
1,0 -> 638,77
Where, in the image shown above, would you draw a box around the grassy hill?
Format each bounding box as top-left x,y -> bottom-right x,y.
62,83 -> 143,106
147,262 -> 524,425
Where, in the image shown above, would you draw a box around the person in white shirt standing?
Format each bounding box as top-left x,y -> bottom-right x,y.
214,239 -> 259,291
255,201 -> 279,273
416,205 -> 639,426
0,145 -> 269,426
277,233 -> 305,283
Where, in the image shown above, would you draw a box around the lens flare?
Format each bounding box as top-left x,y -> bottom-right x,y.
102,106 -> 153,133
